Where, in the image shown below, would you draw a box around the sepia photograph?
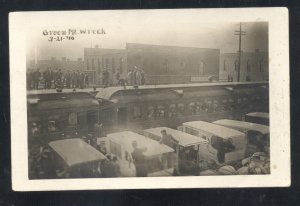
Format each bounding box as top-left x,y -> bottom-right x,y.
9,8 -> 290,190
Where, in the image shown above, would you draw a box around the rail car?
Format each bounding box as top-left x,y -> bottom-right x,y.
95,81 -> 269,133
27,89 -> 99,145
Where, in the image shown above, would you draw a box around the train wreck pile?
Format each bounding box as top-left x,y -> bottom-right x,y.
199,152 -> 270,175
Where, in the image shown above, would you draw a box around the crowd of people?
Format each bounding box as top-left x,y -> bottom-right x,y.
27,66 -> 147,90
27,68 -> 90,90
101,66 -> 146,88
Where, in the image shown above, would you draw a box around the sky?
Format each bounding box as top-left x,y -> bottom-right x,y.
25,10 -> 268,61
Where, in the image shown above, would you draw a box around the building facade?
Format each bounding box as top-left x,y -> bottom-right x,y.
28,57 -> 84,72
219,50 -> 269,82
84,46 -> 127,85
126,43 -> 220,84
84,43 -> 220,85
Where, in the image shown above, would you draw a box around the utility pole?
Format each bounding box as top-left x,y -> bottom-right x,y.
234,22 -> 246,82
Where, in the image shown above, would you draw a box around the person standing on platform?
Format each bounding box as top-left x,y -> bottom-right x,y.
71,71 -> 76,88
84,73 -> 89,88
131,141 -> 148,177
140,68 -> 145,85
33,69 -> 41,90
127,69 -> 133,86
65,70 -> 71,89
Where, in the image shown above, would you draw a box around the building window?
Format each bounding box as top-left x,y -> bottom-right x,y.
98,59 -> 101,74
147,106 -> 155,120
168,104 -> 177,118
247,60 -> 251,72
68,112 -> 78,125
156,105 -> 165,119
163,59 -> 169,73
87,59 -> 90,70
120,58 -> 123,73
199,61 -> 204,75
177,103 -> 185,116
92,59 -> 95,70
132,106 -> 142,120
223,60 -> 227,71
259,59 -> 264,72
234,60 -> 239,71
112,58 -> 115,74
105,58 -> 109,69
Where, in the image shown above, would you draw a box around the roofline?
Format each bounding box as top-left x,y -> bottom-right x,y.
96,81 -> 269,100
126,42 -> 220,51
213,119 -> 269,134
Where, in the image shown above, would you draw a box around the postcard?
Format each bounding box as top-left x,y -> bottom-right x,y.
9,8 -> 290,191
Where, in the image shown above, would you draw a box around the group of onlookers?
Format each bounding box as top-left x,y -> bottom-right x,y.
27,68 -> 89,90
101,66 -> 146,88
126,66 -> 145,86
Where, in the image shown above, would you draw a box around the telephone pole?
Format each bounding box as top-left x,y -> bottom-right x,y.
234,22 -> 246,82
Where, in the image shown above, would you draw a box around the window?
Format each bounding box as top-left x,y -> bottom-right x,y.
223,60 -> 227,71
199,61 -> 204,75
259,59 -> 264,72
30,122 -> 41,136
86,59 -> 90,70
222,98 -> 228,111
247,60 -> 251,72
112,58 -> 115,74
92,59 -> 95,70
132,106 -> 142,120
168,104 -> 177,118
120,58 -> 123,73
98,59 -> 101,74
147,106 -> 155,120
47,120 -> 59,132
205,100 -> 213,113
213,100 -> 219,112
185,127 -> 199,136
68,112 -> 78,125
156,105 -> 165,119
163,59 -> 169,73
188,102 -> 196,115
177,103 -> 185,116
234,60 -> 239,71
105,58 -> 109,69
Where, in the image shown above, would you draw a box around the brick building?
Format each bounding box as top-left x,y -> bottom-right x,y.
126,43 -> 220,84
28,57 -> 84,72
219,50 -> 269,82
84,43 -> 220,85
